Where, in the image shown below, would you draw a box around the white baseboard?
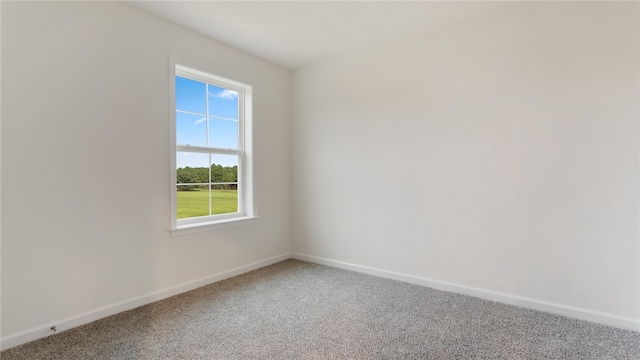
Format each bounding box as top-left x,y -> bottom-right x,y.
292,252 -> 640,332
3,251 -> 637,351
0,252 -> 292,351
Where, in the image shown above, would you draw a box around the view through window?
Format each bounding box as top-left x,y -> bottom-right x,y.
173,65 -> 251,227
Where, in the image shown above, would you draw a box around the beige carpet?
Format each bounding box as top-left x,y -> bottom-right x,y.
2,259 -> 639,359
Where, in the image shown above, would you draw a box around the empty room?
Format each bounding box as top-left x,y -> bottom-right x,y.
1,1 -> 639,358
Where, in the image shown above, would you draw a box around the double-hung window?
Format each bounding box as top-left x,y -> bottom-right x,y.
171,64 -> 254,234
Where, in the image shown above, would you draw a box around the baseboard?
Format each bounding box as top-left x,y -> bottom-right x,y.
0,252 -> 293,351
4,251 -> 637,351
291,252 -> 640,332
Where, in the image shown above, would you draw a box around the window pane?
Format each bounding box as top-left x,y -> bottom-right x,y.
177,152 -> 210,219
176,152 -> 209,183
176,76 -> 206,114
177,112 -> 207,147
210,154 -> 238,183
208,84 -> 238,119
209,118 -> 238,149
211,187 -> 238,215
177,186 -> 210,219
211,154 -> 238,215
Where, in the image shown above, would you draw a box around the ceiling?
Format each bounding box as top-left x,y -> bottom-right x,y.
126,1 -> 517,70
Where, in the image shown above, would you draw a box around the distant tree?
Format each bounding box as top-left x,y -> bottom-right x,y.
177,167 -> 198,191
211,164 -> 223,182
222,166 -> 237,183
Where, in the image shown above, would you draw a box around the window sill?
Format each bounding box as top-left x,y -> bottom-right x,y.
171,216 -> 260,236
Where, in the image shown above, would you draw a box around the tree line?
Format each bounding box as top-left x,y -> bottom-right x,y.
177,164 -> 237,191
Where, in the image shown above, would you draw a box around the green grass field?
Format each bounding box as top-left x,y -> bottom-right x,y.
177,189 -> 238,219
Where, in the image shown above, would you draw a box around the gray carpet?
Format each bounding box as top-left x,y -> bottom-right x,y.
2,259 -> 639,359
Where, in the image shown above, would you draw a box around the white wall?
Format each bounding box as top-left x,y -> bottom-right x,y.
2,0 -> 639,347
1,1 -> 291,339
292,1 -> 639,324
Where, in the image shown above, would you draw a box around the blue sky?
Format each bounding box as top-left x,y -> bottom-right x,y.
176,76 -> 239,168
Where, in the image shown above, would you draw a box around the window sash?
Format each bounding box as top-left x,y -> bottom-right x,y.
175,149 -> 244,223
176,145 -> 240,156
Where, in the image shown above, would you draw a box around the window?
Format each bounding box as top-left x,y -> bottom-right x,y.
171,64 -> 255,234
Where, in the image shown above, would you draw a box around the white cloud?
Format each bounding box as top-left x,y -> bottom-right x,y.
194,117 -> 206,125
211,89 -> 238,100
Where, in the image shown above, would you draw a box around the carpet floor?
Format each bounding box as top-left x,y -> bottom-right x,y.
2,259 -> 639,359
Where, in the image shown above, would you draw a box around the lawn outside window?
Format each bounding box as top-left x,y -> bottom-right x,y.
170,63 -> 256,235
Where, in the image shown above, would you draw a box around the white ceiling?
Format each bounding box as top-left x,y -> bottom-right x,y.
126,1 -> 516,69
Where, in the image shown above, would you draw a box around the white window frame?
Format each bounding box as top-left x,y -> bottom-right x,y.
170,62 -> 257,235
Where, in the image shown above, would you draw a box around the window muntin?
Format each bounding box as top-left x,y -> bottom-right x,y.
172,64 -> 253,230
